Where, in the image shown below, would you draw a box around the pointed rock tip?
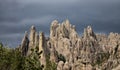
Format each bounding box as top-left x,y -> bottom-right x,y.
24,31 -> 28,37
65,19 -> 70,24
51,20 -> 59,25
87,25 -> 92,30
85,25 -> 94,33
39,32 -> 44,36
31,25 -> 35,30
61,19 -> 70,25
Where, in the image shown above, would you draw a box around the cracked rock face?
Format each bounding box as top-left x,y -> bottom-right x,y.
20,19 -> 120,70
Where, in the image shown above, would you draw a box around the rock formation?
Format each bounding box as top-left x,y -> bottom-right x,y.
57,61 -> 64,70
21,31 -> 29,56
27,25 -> 37,55
20,26 -> 49,67
20,19 -> 120,70
29,25 -> 36,48
39,32 -> 49,66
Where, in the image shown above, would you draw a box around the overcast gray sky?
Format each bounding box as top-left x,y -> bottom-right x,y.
0,0 -> 120,47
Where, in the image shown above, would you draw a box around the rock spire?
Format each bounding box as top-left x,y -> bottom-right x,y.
20,19 -> 120,70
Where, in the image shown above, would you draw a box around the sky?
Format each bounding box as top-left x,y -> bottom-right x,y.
0,0 -> 120,47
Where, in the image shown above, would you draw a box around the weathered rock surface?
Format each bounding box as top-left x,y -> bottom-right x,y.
21,31 -> 29,56
39,32 -> 49,66
57,61 -> 64,70
20,26 -> 49,67
20,19 -> 120,70
29,25 -> 36,48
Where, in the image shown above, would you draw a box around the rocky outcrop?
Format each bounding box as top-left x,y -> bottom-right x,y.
20,19 -> 120,70
49,19 -> 79,63
49,46 -> 58,63
20,26 -> 49,67
39,32 -> 49,66
63,62 -> 70,70
57,61 -> 64,70
27,25 -> 38,55
21,31 -> 29,56
79,26 -> 102,65
29,25 -> 36,47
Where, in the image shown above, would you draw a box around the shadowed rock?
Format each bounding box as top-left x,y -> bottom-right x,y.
21,31 -> 29,56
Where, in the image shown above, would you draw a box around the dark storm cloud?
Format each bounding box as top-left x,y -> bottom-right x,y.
0,0 -> 120,47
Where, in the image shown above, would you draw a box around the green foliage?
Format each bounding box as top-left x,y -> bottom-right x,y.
0,43 -> 59,70
0,43 -> 24,70
0,43 -> 43,70
23,46 -> 43,70
45,55 -> 57,70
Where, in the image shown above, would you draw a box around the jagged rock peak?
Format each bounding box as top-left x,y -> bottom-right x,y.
24,31 -> 28,38
21,31 -> 29,46
51,20 -> 59,25
83,26 -> 96,40
65,19 -> 70,25
30,25 -> 36,35
87,26 -> 94,36
19,19 -> 120,70
29,25 -> 36,47
39,32 -> 49,66
50,19 -> 78,39
40,32 -> 44,37
21,31 -> 29,56
64,19 -> 76,31
31,25 -> 36,30
50,20 -> 59,38
85,26 -> 93,35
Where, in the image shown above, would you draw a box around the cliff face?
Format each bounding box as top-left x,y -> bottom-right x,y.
20,19 -> 120,70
